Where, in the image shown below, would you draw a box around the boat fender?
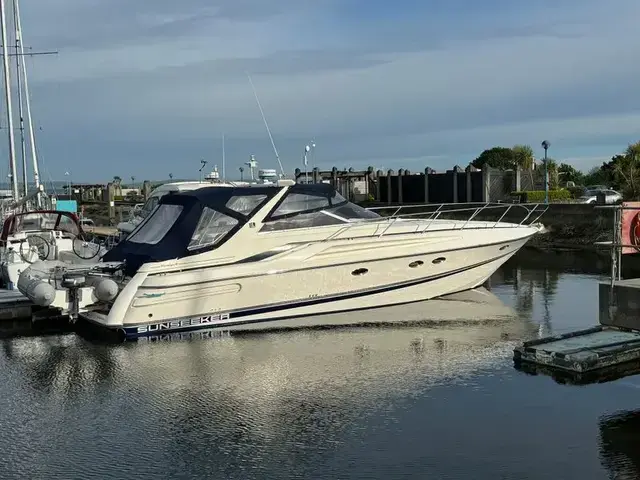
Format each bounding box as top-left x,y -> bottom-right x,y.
93,278 -> 119,302
23,279 -> 56,307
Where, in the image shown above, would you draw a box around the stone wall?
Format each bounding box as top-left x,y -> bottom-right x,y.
528,204 -> 613,249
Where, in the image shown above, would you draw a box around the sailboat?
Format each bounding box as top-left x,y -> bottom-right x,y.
0,0 -> 104,289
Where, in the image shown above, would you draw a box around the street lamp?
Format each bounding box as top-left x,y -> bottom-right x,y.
64,171 -> 71,199
239,166 -> 244,182
303,142 -> 316,184
541,140 -> 550,204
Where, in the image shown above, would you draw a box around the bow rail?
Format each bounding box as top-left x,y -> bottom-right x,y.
322,202 -> 548,241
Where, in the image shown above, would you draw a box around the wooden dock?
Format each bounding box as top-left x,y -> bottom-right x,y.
0,289 -> 33,320
84,226 -> 118,237
0,290 -> 71,338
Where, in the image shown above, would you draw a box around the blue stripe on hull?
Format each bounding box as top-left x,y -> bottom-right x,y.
105,248 -> 518,339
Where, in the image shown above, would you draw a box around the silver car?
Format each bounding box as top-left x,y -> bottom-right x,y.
578,189 -> 622,204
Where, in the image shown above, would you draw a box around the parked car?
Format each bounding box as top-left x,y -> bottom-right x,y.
584,184 -> 608,191
577,189 -> 622,204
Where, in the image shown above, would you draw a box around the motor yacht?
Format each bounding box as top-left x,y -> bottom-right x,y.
1,210 -> 105,290
17,180 -> 546,338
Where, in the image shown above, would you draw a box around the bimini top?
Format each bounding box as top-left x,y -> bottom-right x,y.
102,182 -> 380,276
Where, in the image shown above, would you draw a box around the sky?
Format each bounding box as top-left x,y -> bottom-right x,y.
2,0 -> 640,182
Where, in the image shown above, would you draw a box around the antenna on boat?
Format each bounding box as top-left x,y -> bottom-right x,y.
246,72 -> 285,178
221,133 -> 226,181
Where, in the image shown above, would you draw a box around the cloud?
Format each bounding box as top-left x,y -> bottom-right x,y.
3,0 -> 639,181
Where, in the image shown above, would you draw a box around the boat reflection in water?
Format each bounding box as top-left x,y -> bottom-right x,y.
599,410 -> 640,479
4,287 -> 536,397
0,287 -> 540,478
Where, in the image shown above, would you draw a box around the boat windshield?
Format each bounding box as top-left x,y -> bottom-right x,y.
261,191 -> 380,231
127,204 -> 183,244
3,211 -> 81,238
139,195 -> 161,219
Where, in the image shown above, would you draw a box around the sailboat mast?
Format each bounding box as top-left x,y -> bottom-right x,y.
0,0 -> 18,201
12,0 -> 26,197
13,0 -> 40,198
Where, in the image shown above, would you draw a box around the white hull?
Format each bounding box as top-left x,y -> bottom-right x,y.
19,182 -> 545,338
82,233 -> 530,338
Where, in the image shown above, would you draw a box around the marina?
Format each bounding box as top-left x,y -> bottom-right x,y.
0,1 -> 639,478
2,252 -> 640,479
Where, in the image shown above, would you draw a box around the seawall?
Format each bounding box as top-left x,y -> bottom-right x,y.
362,202 -> 614,251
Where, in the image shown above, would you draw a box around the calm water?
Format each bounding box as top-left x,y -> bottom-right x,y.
1,251 -> 639,480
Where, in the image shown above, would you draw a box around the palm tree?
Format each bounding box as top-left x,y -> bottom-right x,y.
512,144 -> 535,170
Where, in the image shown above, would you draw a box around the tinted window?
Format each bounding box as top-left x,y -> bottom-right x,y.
140,196 -> 160,218
128,204 -> 183,244
331,203 -> 381,220
261,211 -> 344,231
188,207 -> 239,250
273,193 -> 330,217
226,195 -> 267,216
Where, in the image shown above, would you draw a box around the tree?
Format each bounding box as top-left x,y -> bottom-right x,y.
512,144 -> 535,170
544,158 -> 560,188
583,164 -> 613,187
609,150 -> 640,199
586,141 -> 640,199
557,163 -> 583,184
471,147 -> 516,170
626,141 -> 640,159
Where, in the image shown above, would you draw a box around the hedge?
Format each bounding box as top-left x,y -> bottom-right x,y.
511,189 -> 572,203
